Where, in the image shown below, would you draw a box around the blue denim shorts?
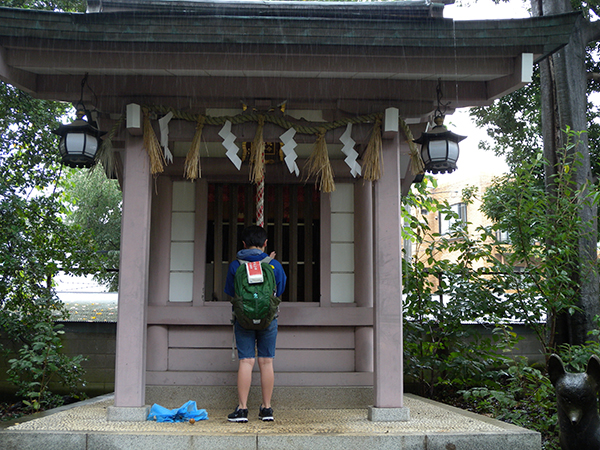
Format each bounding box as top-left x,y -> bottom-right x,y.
234,319 -> 278,360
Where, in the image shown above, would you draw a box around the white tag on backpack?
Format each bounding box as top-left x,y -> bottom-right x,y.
245,261 -> 264,284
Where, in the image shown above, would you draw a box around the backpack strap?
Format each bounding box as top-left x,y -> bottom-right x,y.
236,257 -> 274,288
231,323 -> 237,361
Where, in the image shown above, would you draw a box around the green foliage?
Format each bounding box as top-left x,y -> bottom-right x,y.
62,168 -> 122,291
7,322 -> 86,413
471,70 -> 544,175
481,129 -> 599,353
0,82 -> 87,317
556,316 -> 600,372
402,131 -> 600,448
460,357 -> 560,450
0,0 -> 85,11
402,177 -> 519,396
570,1 -> 600,20
459,323 -> 600,450
0,0 -> 113,407
0,80 -> 93,407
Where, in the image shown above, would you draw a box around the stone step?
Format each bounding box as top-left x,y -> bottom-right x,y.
146,385 -> 374,410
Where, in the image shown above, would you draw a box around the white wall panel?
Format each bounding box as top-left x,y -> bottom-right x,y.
331,243 -> 354,272
170,242 -> 194,271
330,183 -> 355,303
172,182 -> 195,211
170,181 -> 195,303
331,212 -> 354,242
330,183 -> 354,212
169,272 -> 194,302
171,212 -> 195,241
331,273 -> 355,304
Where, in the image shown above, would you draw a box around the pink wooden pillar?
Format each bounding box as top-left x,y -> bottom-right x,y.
107,133 -> 152,421
355,180 -> 374,373
368,131 -> 410,421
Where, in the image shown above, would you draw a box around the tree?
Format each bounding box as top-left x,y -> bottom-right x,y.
531,0 -> 600,346
402,177 -> 519,396
62,168 -> 122,291
0,0 -> 89,409
481,129 -> 600,354
0,82 -> 75,325
471,0 -> 600,346
0,81 -> 91,408
0,0 -> 84,11
402,170 -> 599,448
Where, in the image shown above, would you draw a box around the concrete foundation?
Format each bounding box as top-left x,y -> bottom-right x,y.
107,405 -> 150,422
368,406 -> 410,421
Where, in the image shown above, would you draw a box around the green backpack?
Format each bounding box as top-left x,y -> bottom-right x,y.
231,257 -> 280,330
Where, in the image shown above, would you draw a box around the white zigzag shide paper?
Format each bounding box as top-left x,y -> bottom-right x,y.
340,123 -> 361,177
280,127 -> 300,176
219,120 -> 242,170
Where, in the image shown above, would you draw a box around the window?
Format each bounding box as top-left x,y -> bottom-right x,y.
169,181 -> 196,302
205,183 -> 320,303
439,203 -> 467,235
496,229 -> 510,243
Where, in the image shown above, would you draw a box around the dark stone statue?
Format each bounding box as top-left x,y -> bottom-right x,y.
548,354 -> 600,450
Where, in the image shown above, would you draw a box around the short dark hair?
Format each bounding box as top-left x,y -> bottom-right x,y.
241,225 -> 268,248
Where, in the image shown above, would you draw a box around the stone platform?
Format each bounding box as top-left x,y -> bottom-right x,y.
0,389 -> 541,450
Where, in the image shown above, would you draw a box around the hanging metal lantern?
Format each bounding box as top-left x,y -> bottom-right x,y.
52,74 -> 105,168
413,115 -> 465,174
413,80 -> 466,174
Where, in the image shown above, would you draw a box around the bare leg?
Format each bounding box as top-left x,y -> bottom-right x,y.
258,357 -> 274,408
237,358 -> 255,409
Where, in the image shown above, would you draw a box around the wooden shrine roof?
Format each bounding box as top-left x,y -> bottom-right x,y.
0,2 -> 580,118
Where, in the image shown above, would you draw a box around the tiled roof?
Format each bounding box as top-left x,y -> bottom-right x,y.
86,0 -> 447,18
0,3 -> 577,57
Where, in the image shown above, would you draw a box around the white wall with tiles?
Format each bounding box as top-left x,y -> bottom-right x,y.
330,183 -> 355,303
169,181 -> 196,302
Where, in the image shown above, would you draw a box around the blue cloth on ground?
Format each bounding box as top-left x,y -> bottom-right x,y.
147,401 -> 208,422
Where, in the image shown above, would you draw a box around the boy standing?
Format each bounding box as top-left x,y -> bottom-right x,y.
224,225 -> 286,422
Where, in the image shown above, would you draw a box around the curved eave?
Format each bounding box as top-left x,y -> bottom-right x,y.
0,6 -> 578,54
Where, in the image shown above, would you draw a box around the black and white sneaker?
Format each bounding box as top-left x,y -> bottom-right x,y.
227,406 -> 248,422
259,405 -> 274,421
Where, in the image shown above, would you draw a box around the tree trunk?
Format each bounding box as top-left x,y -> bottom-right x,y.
533,0 -> 599,347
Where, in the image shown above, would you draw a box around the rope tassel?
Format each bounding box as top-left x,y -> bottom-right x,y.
143,108 -> 166,175
95,115 -> 124,179
400,117 -> 424,175
306,128 -> 335,193
184,115 -> 206,180
362,117 -> 383,181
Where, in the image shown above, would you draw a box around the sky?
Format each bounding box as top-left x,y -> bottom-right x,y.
444,0 -> 529,21
435,0 -> 530,182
